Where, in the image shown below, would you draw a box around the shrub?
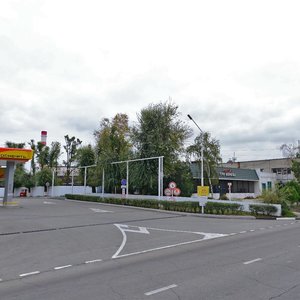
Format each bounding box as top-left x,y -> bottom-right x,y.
204,202 -> 243,215
249,204 -> 277,216
65,195 -> 244,215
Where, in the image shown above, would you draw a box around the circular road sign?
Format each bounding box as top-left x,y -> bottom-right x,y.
168,181 -> 177,189
173,188 -> 181,196
164,188 -> 172,196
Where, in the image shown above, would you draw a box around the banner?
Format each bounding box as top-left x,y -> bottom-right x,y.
0,148 -> 33,162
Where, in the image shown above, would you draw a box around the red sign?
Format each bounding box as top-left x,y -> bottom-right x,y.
164,182 -> 181,197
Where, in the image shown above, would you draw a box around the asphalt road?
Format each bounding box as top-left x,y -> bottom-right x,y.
0,197 -> 299,299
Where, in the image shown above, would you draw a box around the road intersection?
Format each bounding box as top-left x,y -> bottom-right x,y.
0,197 -> 299,299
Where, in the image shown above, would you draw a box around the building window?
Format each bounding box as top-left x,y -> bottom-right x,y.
267,181 -> 272,190
262,183 -> 266,191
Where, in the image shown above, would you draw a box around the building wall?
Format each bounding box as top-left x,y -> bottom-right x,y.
224,158 -> 299,184
255,169 -> 277,195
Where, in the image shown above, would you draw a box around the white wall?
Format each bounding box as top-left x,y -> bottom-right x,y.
256,169 -> 277,195
13,186 -> 93,197
48,186 -> 92,197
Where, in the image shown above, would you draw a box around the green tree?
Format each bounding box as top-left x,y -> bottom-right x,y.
76,144 -> 96,186
282,180 -> 300,205
187,131 -> 222,194
49,141 -> 61,169
94,114 -> 131,192
28,139 -> 37,175
63,135 -> 82,185
130,101 -> 192,194
5,141 -> 25,148
13,164 -> 27,188
36,142 -> 50,170
164,161 -> 194,197
292,160 -> 300,182
36,167 -> 52,186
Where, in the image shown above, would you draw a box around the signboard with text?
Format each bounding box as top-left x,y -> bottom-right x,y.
197,186 -> 209,196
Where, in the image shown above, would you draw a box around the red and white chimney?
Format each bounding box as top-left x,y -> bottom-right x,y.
41,131 -> 47,145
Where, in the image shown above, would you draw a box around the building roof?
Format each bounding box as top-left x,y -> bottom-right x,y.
190,163 -> 259,181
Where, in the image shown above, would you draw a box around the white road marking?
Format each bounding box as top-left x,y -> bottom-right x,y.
90,208 -> 113,213
145,284 -> 177,296
250,229 -> 255,232
85,259 -> 103,264
19,271 -> 40,277
239,231 -> 247,234
43,201 -> 55,204
112,224 -> 150,259
112,224 -> 227,259
243,258 -> 262,265
54,265 -> 72,270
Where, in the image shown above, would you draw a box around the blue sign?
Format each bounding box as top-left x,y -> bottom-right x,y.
121,179 -> 127,185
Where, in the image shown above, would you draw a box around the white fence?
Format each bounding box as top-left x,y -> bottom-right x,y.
11,186 -> 92,197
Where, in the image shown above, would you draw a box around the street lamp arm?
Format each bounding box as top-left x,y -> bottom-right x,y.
187,114 -> 203,133
187,114 -> 204,187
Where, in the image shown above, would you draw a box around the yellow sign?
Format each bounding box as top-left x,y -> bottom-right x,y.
0,148 -> 33,162
197,186 -> 210,196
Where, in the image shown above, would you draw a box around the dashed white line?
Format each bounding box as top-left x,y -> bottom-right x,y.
243,258 -> 262,265
239,231 -> 247,234
250,229 -> 255,232
54,265 -> 72,270
145,284 -> 178,296
85,259 -> 103,264
19,271 -> 41,277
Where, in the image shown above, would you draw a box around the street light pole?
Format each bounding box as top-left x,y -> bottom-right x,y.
188,114 -> 204,186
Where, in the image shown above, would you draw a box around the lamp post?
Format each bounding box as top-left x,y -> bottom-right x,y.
187,114 -> 204,186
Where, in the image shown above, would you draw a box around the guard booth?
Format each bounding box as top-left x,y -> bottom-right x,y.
0,148 -> 33,206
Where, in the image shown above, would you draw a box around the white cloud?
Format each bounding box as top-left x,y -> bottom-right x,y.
1,0 -> 300,162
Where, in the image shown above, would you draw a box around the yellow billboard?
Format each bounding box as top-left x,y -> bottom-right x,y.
0,148 -> 33,162
197,186 -> 210,196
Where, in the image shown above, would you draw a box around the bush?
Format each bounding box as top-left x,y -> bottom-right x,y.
249,204 -> 277,216
64,195 -> 252,216
204,202 -> 243,215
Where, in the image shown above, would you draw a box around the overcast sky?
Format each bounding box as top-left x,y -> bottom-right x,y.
1,0 -> 300,162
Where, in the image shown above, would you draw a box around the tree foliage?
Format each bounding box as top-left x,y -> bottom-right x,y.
130,101 -> 192,194
94,114 -> 131,192
187,131 -> 222,192
76,144 -> 96,185
63,135 -> 82,185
